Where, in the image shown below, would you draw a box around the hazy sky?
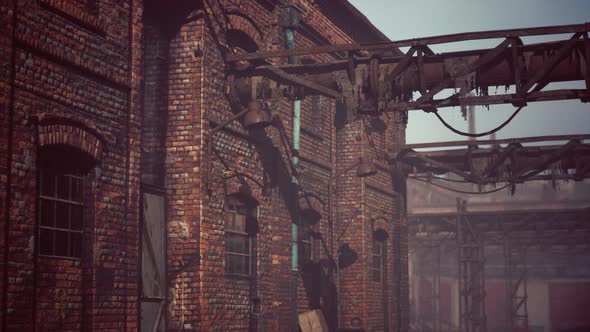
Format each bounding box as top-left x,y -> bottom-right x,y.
348,0 -> 590,145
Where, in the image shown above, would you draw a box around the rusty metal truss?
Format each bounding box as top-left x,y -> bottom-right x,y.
228,23 -> 590,120
390,134 -> 590,188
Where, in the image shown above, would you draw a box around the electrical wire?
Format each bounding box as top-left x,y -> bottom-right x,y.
432,105 -> 525,138
411,175 -> 472,183
410,177 -> 512,194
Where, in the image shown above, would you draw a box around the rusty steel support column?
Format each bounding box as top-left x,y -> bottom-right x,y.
456,199 -> 487,332
504,236 -> 529,331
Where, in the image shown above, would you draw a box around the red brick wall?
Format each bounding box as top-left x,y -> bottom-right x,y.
1,0 -> 142,330
1,0 -> 407,331
164,6 -> 206,330
0,1 -> 16,327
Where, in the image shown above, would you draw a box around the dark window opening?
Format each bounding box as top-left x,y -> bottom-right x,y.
298,225 -> 315,265
225,195 -> 257,276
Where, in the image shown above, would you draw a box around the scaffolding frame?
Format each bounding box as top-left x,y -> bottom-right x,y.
456,199 -> 487,332
504,236 -> 529,330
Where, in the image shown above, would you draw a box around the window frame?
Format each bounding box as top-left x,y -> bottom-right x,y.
298,225 -> 316,265
372,238 -> 385,282
38,170 -> 85,260
224,196 -> 257,277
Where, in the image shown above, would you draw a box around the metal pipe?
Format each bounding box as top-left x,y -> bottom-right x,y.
283,10 -> 301,332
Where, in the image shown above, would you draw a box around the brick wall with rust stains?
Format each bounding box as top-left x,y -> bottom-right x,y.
171,1 -> 407,331
1,0 -> 407,331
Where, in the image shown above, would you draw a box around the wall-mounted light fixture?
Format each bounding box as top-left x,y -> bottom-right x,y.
243,100 -> 272,129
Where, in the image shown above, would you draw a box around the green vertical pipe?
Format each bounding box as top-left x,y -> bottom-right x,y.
285,26 -> 300,332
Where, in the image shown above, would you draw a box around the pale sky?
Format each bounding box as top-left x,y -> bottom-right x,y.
349,0 -> 590,145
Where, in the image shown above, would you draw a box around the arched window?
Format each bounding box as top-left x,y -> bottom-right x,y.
372,229 -> 389,282
38,145 -> 96,259
225,195 -> 258,276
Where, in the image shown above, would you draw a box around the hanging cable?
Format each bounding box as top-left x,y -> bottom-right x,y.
432,105 -> 525,138
411,175 -> 472,183
411,177 -> 512,194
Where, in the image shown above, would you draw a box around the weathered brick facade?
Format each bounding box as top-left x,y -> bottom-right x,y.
0,0 -> 407,331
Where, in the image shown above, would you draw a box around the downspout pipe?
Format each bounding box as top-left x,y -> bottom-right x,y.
280,5 -> 302,332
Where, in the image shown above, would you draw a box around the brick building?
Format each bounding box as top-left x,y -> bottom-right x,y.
0,0 -> 407,331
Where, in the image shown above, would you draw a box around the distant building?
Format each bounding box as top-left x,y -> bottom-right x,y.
408,178 -> 590,331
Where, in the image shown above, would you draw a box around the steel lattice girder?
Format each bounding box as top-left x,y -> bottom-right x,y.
390,135 -> 590,185
228,23 -> 590,117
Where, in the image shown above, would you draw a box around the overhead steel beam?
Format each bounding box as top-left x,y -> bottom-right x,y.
391,136 -> 590,185
229,30 -> 589,119
403,134 -> 590,150
227,23 -> 590,62
383,89 -> 590,111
